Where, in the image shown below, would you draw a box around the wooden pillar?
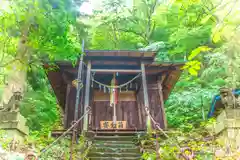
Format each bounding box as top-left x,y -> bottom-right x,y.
64,84 -> 71,128
83,61 -> 91,131
74,54 -> 84,123
157,80 -> 167,129
141,63 -> 151,131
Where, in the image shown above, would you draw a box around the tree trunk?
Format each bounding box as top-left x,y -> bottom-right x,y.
0,27 -> 29,109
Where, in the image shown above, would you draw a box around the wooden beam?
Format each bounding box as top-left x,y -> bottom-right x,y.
162,72 -> 171,88
83,61 -> 91,131
91,69 -> 141,73
65,68 -> 174,75
64,84 -> 71,128
91,60 -> 139,66
62,71 -> 74,84
84,50 -> 156,58
157,80 -> 167,129
84,56 -> 154,62
74,54 -> 84,123
141,63 -> 151,131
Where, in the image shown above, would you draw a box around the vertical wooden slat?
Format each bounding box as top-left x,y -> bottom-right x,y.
64,84 -> 71,128
157,80 -> 167,129
124,106 -> 128,127
83,61 -> 91,131
141,63 -> 151,130
138,90 -> 146,130
89,93 -> 93,130
79,85 -> 85,131
136,94 -> 143,129
116,103 -> 121,121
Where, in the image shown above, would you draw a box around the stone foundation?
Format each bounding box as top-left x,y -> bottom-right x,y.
210,109 -> 240,148
0,111 -> 29,144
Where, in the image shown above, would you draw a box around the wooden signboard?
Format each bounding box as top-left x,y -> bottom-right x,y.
100,121 -> 127,129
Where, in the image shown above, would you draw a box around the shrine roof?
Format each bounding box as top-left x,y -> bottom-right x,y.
84,50 -> 157,58
43,50 -> 185,110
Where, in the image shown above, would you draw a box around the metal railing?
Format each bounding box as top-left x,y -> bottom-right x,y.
37,108 -> 91,159
144,106 -> 195,160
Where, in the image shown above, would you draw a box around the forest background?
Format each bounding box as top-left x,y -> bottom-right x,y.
0,0 -> 240,158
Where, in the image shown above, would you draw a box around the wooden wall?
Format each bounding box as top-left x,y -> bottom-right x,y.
64,84 -> 85,129
64,85 -> 76,128
91,90 -> 141,130
136,77 -> 166,130
64,75 -> 167,131
91,101 -> 140,130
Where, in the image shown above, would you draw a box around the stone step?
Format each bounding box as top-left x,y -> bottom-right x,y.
93,143 -> 136,148
93,130 -> 145,136
87,132 -> 142,160
94,140 -> 135,144
94,135 -> 135,141
90,146 -> 140,153
94,140 -> 136,145
88,157 -> 141,160
88,152 -> 141,158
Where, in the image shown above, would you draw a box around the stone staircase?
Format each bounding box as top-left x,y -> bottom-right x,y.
87,131 -> 142,160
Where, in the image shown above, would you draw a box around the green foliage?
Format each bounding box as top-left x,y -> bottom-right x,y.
0,130 -> 12,150
1,0 -> 240,158
0,0 -> 84,61
165,84 -> 217,128
0,0 -> 86,131
165,51 -> 229,128
20,89 -> 59,130
139,122 -> 214,159
27,130 -> 87,159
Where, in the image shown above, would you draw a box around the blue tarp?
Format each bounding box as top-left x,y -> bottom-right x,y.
208,89 -> 240,118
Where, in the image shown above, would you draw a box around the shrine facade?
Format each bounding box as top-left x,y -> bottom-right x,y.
43,50 -> 184,132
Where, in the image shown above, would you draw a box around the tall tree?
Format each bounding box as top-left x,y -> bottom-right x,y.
0,0 -> 84,124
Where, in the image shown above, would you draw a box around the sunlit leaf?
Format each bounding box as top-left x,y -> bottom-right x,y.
188,46 -> 211,60
200,15 -> 212,24
212,31 -> 222,43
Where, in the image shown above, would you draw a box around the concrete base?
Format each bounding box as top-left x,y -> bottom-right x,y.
208,109 -> 240,149
217,128 -> 240,148
0,111 -> 29,144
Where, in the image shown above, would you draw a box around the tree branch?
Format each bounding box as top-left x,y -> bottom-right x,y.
0,57 -> 40,68
146,0 -> 158,43
0,59 -> 23,68
118,28 -> 148,43
0,52 -> 6,65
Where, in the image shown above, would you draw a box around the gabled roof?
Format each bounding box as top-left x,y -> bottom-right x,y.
84,50 -> 156,58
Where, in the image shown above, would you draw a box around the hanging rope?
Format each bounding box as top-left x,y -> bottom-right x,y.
92,73 -> 141,89
81,61 -> 142,89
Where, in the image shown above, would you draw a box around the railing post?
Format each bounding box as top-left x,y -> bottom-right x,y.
83,61 -> 91,131
141,62 -> 151,131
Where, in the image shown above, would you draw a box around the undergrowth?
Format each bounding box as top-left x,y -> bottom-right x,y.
137,120 -> 240,160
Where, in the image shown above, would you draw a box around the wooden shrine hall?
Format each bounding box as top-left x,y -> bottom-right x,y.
43,50 -> 185,133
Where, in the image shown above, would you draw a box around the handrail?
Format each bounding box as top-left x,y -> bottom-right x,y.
143,106 -> 195,160
38,108 -> 91,157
